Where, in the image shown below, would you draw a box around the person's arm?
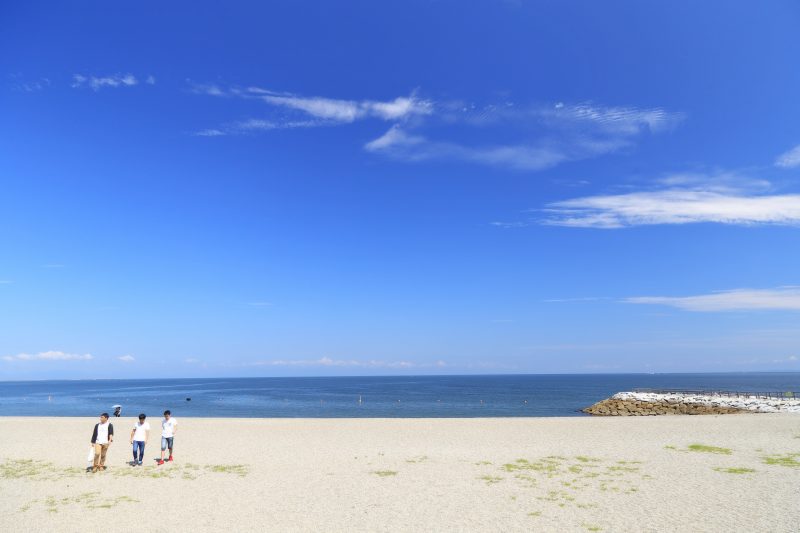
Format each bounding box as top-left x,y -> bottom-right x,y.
173,421 -> 177,436
130,428 -> 135,444
91,424 -> 98,444
109,423 -> 114,443
145,428 -> 150,442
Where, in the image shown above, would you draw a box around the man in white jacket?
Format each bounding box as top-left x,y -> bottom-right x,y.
90,413 -> 114,473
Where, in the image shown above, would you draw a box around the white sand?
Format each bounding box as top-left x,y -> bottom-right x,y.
1,415 -> 799,532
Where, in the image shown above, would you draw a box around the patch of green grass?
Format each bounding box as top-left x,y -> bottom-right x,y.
479,474 -> 503,485
537,490 -> 574,503
713,467 -> 755,475
582,524 -> 603,532
474,460 -> 492,466
664,445 -> 677,450
22,492 -> 138,513
502,458 -> 560,475
527,511 -> 542,517
0,459 -> 57,479
574,456 -> 601,463
406,455 -> 428,463
206,464 -> 249,477
373,470 -> 398,477
112,463 -> 249,479
687,444 -> 732,455
607,465 -> 639,473
762,453 -> 800,468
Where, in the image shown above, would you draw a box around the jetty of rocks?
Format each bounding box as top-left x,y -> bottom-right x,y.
583,390 -> 800,416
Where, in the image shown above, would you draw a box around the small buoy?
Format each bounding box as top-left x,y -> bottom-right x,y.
186,397 -> 191,401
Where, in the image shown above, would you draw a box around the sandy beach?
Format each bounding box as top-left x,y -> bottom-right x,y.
1,415 -> 799,532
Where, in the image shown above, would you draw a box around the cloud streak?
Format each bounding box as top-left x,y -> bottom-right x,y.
365,102 -> 682,171
191,83 -> 432,135
9,74 -> 51,92
251,356 -> 446,369
625,287 -> 800,312
2,350 -> 93,362
72,73 -> 152,90
252,89 -> 433,123
542,189 -> 800,228
192,84 -> 681,171
776,144 -> 800,168
193,118 -> 320,137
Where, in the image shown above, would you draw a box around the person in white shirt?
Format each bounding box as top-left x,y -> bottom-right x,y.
129,413 -> 150,466
158,410 -> 178,465
90,413 -> 114,473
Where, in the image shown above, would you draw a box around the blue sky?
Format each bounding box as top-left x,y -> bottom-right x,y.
2,1 -> 800,379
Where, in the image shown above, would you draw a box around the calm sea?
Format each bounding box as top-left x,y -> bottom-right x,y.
0,373 -> 798,418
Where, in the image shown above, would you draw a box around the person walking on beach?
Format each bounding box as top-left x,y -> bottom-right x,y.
90,413 -> 114,473
129,413 -> 150,466
158,410 -> 177,465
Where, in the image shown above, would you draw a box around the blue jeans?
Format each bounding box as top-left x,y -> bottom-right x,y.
132,441 -> 145,463
161,436 -> 174,452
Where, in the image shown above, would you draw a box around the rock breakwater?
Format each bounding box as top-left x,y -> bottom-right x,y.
583,391 -> 800,416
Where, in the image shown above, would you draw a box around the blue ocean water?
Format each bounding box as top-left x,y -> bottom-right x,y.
0,373 -> 798,418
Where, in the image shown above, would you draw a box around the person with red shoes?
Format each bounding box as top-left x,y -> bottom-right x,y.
157,410 -> 178,465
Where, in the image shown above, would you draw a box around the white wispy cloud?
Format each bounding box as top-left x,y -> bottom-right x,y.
542,189 -> 800,228
776,144 -> 800,168
194,128 -> 227,137
2,350 -> 93,362
194,118 -> 320,137
117,355 -> 135,363
187,81 -> 227,96
9,74 -> 51,92
255,90 -> 433,123
365,102 -> 681,171
252,357 -> 446,369
543,297 -> 612,303
192,83 -> 432,135
543,102 -> 684,135
365,126 -> 571,171
71,73 -> 140,90
192,84 -> 681,172
490,221 -> 529,228
625,287 -> 800,312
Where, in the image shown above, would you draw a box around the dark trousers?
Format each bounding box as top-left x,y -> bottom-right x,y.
132,440 -> 145,463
